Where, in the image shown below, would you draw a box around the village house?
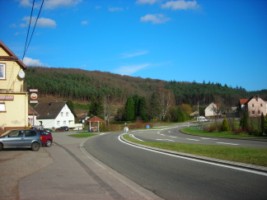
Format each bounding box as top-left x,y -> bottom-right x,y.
205,102 -> 220,118
33,102 -> 75,129
239,96 -> 266,117
0,41 -> 28,133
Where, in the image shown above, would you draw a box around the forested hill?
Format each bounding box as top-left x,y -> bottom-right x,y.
25,67 -> 267,106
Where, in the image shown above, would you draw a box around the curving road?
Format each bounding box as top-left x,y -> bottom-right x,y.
130,124 -> 267,148
84,127 -> 267,200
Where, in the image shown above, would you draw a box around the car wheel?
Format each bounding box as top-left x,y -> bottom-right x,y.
0,143 -> 3,150
31,142 -> 40,151
46,140 -> 52,147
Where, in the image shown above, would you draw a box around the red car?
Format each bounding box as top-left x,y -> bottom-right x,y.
40,129 -> 53,147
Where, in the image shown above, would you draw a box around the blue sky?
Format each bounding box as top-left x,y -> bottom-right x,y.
1,0 -> 266,91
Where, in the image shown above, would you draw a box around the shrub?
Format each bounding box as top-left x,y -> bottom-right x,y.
221,117 -> 230,132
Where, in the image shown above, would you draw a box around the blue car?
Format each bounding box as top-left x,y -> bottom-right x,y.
0,129 -> 42,151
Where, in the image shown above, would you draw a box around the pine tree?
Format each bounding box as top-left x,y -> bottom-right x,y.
124,97 -> 135,121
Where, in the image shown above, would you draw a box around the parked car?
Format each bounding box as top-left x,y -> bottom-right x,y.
197,116 -> 209,122
40,129 -> 53,147
0,129 -> 42,151
55,126 -> 69,132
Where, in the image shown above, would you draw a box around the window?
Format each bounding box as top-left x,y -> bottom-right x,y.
0,102 -> 6,112
252,104 -> 254,107
25,130 -> 36,137
8,130 -> 20,137
0,63 -> 6,80
57,121 -> 60,126
63,121 -> 66,125
61,112 -> 63,117
66,112 -> 69,117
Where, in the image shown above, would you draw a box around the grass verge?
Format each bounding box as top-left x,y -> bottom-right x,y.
181,126 -> 260,139
69,132 -> 95,138
123,134 -> 267,167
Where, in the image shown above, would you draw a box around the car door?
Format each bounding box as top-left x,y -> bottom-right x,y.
23,130 -> 37,147
4,130 -> 24,148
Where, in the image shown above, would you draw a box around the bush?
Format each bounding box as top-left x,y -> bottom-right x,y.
221,118 -> 230,132
203,123 -> 218,132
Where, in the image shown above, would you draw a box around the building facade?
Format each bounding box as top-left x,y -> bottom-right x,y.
34,102 -> 75,129
205,102 -> 219,117
0,41 -> 28,133
246,96 -> 266,117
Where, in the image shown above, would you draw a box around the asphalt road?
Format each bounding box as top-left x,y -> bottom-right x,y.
130,124 -> 267,148
84,131 -> 267,200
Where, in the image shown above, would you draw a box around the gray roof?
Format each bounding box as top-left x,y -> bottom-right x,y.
34,102 -> 66,119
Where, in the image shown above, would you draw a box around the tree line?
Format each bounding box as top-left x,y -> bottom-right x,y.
26,67 -> 267,122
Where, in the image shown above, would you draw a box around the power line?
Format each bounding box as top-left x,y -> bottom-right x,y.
22,0 -> 45,60
22,0 -> 35,60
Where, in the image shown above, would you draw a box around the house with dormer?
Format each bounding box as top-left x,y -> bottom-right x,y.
0,41 -> 28,133
34,102 -> 75,129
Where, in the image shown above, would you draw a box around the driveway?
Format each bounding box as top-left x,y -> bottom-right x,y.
0,149 -> 52,200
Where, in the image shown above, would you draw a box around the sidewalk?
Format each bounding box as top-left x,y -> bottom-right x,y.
19,132 -> 163,200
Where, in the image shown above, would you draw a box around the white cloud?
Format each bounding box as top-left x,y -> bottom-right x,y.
113,64 -> 150,75
161,0 -> 199,10
19,0 -> 31,7
121,50 -> 149,59
23,57 -> 42,66
108,7 -> 124,12
21,17 -> 56,28
81,20 -> 89,26
140,14 -> 170,24
19,0 -> 81,9
136,0 -> 158,5
44,0 -> 81,9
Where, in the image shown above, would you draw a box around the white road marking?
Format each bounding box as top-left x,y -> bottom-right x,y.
156,139 -> 174,142
118,134 -> 267,177
216,142 -> 239,146
186,138 -> 200,142
130,134 -> 144,142
201,137 -> 218,141
169,136 -> 177,139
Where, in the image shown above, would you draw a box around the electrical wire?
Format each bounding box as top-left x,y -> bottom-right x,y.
22,0 -> 45,60
22,0 -> 35,60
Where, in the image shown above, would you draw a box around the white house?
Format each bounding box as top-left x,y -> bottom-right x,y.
33,102 -> 75,129
246,96 -> 266,117
205,102 -> 219,117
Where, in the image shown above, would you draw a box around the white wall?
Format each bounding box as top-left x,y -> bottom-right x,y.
36,104 -> 75,129
54,104 -> 75,128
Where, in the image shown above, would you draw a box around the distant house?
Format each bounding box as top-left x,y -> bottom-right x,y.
205,103 -> 219,117
0,41 -> 28,132
34,102 -> 75,129
245,96 -> 266,117
239,98 -> 249,109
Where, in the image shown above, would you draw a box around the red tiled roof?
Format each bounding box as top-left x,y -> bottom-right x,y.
88,116 -> 104,122
239,98 -> 248,105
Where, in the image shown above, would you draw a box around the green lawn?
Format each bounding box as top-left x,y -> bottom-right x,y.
123,134 -> 267,167
69,132 -> 95,138
181,126 -> 260,139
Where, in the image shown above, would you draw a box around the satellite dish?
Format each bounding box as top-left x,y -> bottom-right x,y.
18,69 -> 25,79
